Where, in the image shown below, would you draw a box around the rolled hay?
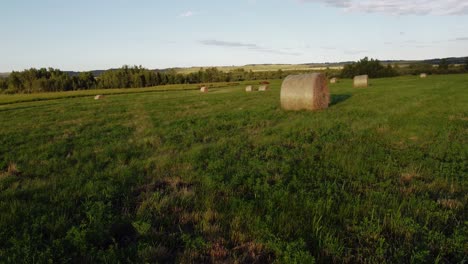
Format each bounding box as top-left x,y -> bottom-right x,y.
94,95 -> 105,100
420,73 -> 427,78
280,73 -> 330,111
200,87 -> 208,93
330,77 -> 338,84
353,75 -> 369,88
245,85 -> 254,92
258,85 -> 269,92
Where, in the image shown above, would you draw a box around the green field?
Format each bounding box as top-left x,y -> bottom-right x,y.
170,62 -> 427,75
0,82 -> 246,106
173,64 -> 343,74
0,74 -> 466,263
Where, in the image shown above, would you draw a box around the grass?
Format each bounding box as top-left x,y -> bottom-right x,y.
0,74 -> 466,263
0,82 -> 245,106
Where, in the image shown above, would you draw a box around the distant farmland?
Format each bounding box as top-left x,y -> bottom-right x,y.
173,64 -> 344,74
163,56 -> 468,74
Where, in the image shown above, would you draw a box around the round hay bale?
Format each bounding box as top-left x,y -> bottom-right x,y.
200,87 -> 208,93
353,75 -> 368,88
420,73 -> 427,78
94,95 -> 105,100
245,85 -> 254,92
258,85 -> 269,92
330,77 -> 338,84
280,73 -> 330,111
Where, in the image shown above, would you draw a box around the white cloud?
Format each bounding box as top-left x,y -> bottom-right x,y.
450,37 -> 468,41
344,49 -> 369,55
179,11 -> 194,17
300,0 -> 468,15
200,40 -> 258,48
200,40 -> 302,56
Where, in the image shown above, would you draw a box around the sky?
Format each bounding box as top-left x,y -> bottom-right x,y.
1,0 -> 468,71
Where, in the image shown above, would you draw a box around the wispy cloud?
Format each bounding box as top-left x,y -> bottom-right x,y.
450,37 -> 468,41
300,0 -> 349,7
344,49 -> 368,55
384,37 -> 466,47
300,0 -> 468,15
404,40 -> 423,44
200,40 -> 258,48
179,11 -> 194,17
200,40 -> 301,56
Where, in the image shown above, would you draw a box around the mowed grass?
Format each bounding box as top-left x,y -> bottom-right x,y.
0,82 -> 242,105
0,75 -> 466,263
0,84 -> 195,105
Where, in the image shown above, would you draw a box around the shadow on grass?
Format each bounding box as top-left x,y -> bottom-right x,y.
330,94 -> 352,106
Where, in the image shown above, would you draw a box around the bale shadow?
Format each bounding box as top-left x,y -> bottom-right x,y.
330,94 -> 352,106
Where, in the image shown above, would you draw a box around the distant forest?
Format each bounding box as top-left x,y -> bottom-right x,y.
1,58 -> 467,94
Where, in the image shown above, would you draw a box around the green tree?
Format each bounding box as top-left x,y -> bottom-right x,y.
438,59 -> 449,70
0,78 -> 7,92
78,72 -> 97,89
340,57 -> 397,78
8,72 -> 23,92
276,69 -> 284,79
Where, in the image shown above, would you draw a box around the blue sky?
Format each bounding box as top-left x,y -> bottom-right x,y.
1,0 -> 468,71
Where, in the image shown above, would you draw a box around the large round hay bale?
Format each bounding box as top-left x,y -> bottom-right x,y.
330,77 -> 338,84
94,95 -> 105,100
258,85 -> 269,92
245,85 -> 254,92
280,73 -> 330,111
200,87 -> 208,93
353,75 -> 368,88
420,73 -> 427,78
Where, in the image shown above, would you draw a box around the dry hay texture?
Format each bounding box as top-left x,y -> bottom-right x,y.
354,75 -> 369,88
200,87 -> 208,93
330,77 -> 338,84
280,73 -> 330,111
245,85 -> 254,92
420,73 -> 427,78
258,85 -> 269,92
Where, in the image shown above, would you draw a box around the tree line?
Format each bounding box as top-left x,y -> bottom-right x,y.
0,68 -> 96,94
0,66 -> 292,94
97,66 -> 292,89
338,57 -> 468,78
339,57 -> 398,78
1,58 -> 467,94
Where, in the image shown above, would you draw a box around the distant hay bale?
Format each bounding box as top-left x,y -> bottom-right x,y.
330,77 -> 338,84
94,95 -> 105,100
200,86 -> 208,93
420,73 -> 427,78
245,85 -> 254,92
258,85 -> 269,92
353,75 -> 369,88
280,73 -> 330,111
